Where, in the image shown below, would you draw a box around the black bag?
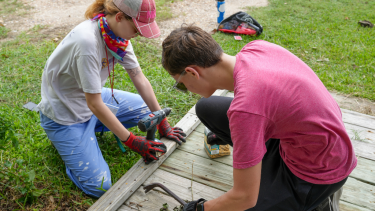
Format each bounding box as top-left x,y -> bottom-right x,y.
218,11 -> 263,36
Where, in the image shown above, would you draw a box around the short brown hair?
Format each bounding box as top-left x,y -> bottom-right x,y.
162,25 -> 223,75
85,0 -> 131,20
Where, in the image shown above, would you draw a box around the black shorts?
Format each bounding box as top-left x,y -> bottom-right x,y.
196,96 -> 347,211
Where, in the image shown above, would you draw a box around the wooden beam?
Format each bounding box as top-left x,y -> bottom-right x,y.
118,169 -> 226,211
341,177 -> 375,210
88,89 -> 228,211
159,148 -> 234,192
351,139 -> 375,161
341,108 -> 375,131
179,130 -> 233,166
349,157 -> 375,186
340,201 -> 372,211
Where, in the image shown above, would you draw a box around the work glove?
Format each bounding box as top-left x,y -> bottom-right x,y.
157,118 -> 186,145
123,132 -> 167,164
183,198 -> 206,211
206,131 -> 228,145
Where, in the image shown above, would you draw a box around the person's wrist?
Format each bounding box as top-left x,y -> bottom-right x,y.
122,132 -> 134,147
196,199 -> 206,211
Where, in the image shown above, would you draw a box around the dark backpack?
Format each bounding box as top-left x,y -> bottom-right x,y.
218,11 -> 263,36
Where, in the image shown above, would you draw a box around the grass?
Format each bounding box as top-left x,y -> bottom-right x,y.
0,0 -> 31,16
214,0 -> 375,100
0,26 -> 9,38
0,29 -> 200,211
0,0 -> 374,210
156,0 -> 182,21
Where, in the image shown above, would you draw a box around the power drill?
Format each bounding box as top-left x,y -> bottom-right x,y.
138,108 -> 172,157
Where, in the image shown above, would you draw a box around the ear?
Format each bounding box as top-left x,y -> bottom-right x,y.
185,66 -> 200,80
115,12 -> 123,22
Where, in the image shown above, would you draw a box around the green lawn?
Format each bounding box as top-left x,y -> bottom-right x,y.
1,0 -> 374,210
215,0 -> 375,100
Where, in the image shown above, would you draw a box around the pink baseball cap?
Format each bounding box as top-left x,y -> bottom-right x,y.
113,0 -> 160,39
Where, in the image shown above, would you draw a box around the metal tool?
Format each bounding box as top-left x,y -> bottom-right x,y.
144,183 -> 187,205
138,108 -> 172,157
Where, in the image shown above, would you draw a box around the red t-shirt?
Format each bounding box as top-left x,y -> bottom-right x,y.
228,40 -> 357,184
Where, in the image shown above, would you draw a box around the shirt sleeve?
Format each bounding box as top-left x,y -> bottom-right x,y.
76,55 -> 102,94
117,40 -> 140,70
228,111 -> 273,169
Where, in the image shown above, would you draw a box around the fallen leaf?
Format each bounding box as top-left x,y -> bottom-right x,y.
352,64 -> 358,69
49,195 -> 55,203
345,17 -> 349,20
317,58 -> 329,62
52,37 -> 59,42
1,54 -> 9,58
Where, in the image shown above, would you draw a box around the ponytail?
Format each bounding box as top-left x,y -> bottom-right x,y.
85,0 -> 131,19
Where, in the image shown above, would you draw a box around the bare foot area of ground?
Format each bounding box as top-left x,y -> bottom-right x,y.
1,0 -> 374,116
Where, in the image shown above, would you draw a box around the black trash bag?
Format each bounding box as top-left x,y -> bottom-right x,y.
218,11 -> 263,36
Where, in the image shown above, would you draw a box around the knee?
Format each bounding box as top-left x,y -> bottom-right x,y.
81,173 -> 112,198
195,97 -> 211,120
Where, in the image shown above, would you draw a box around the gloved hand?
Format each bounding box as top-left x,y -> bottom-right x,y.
157,118 -> 186,145
206,131 -> 227,145
123,132 -> 167,164
183,198 -> 206,211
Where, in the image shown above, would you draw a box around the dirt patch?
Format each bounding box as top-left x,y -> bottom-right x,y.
330,91 -> 375,116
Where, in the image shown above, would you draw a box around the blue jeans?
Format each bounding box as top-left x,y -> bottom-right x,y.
40,88 -> 151,198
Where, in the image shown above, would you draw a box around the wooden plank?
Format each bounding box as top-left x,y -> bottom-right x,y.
179,130 -> 233,166
341,177 -> 375,210
89,90 -> 228,211
147,169 -> 225,201
345,123 -> 375,144
349,157 -> 375,185
88,116 -> 199,211
194,123 -> 205,134
160,149 -> 234,192
225,92 -> 234,98
118,169 -> 226,210
351,139 -> 375,161
339,201 -> 372,211
118,187 -> 181,211
341,108 -> 375,131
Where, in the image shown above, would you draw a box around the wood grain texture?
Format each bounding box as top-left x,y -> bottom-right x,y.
342,108 -> 375,131
144,169 -> 226,200
349,157 -> 375,185
351,139 -> 375,161
118,169 -> 226,210
341,177 -> 375,210
159,149 -> 234,192
179,130 -> 233,166
89,90 -> 228,211
339,201 -> 372,211
118,187 -> 181,211
345,123 -> 375,144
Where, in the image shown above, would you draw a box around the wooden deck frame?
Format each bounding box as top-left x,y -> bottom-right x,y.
88,90 -> 228,211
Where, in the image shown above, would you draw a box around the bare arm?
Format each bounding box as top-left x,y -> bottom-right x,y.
85,92 -> 130,141
204,161 -> 262,211
126,66 -> 161,112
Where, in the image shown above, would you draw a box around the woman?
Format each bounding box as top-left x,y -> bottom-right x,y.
38,0 -> 185,198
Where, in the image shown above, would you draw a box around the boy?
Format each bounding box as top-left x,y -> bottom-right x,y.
161,25 -> 356,211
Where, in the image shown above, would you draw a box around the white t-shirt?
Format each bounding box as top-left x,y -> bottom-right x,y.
37,20 -> 139,125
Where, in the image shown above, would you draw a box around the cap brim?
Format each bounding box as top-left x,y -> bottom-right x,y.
133,18 -> 160,39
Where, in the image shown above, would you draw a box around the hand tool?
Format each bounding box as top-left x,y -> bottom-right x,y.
138,108 -> 172,157
144,183 -> 187,205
